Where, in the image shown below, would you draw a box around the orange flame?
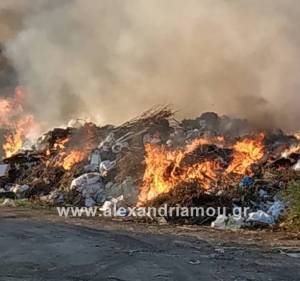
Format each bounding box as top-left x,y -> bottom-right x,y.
225,133 -> 265,175
2,115 -> 37,158
138,134 -> 265,205
1,87 -> 39,158
62,149 -> 87,170
3,130 -> 23,158
138,138 -> 220,205
51,135 -> 92,171
47,123 -> 98,171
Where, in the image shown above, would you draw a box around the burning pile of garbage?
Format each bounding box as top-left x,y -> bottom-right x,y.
0,106 -> 299,228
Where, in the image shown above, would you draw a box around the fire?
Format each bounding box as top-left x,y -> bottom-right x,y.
225,133 -> 265,175
138,138 -> 220,205
50,138 -> 88,171
50,124 -> 96,171
3,131 -> 23,158
62,149 -> 87,170
138,134 -> 265,205
2,116 -> 37,158
1,87 -> 39,158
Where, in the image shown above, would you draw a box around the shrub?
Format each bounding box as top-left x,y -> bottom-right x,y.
283,180 -> 300,232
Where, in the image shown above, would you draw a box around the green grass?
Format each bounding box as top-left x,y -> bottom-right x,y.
15,199 -> 55,210
283,180 -> 300,232
0,198 -> 53,210
15,199 -> 36,208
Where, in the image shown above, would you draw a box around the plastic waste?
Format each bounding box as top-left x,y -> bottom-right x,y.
293,160 -> 300,171
211,215 -> 244,229
85,197 -> 96,208
211,215 -> 228,229
9,184 -> 30,199
100,195 -> 124,213
0,164 -> 10,177
268,200 -> 285,221
247,210 -> 275,225
71,173 -> 101,190
99,160 -> 116,176
70,173 -> 105,205
239,176 -> 254,188
2,198 -> 16,207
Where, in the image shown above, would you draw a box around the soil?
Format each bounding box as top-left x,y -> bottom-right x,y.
0,207 -> 300,281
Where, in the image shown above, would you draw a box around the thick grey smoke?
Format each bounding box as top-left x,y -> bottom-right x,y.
2,0 -> 300,131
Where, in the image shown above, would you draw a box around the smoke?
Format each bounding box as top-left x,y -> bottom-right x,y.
2,0 -> 300,131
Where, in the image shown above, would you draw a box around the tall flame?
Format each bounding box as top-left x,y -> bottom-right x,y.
3,116 -> 35,158
1,87 -> 39,158
3,131 -> 23,158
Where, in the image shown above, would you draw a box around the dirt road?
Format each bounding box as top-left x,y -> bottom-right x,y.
0,211 -> 300,281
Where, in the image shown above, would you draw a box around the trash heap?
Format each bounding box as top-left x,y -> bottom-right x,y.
0,107 -> 299,228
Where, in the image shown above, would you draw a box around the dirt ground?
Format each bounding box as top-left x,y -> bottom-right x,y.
0,207 -> 300,281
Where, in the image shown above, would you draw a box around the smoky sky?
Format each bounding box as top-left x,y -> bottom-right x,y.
1,0 -> 300,131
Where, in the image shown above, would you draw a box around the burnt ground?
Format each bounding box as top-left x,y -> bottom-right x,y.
0,208 -> 300,281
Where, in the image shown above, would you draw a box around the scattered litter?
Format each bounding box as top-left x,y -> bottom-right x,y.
98,133 -> 115,151
211,215 -> 244,230
99,160 -> 116,177
0,164 -> 10,177
247,210 -> 275,225
2,198 -> 16,207
285,252 -> 300,258
9,184 -> 30,199
227,216 -> 244,229
189,259 -> 201,265
71,173 -> 102,190
259,189 -> 268,199
211,215 -> 228,230
89,150 -> 101,170
155,216 -> 168,225
215,247 -> 225,254
268,200 -> 285,221
71,173 -> 105,206
293,160 -> 300,171
100,195 -> 125,213
85,197 -> 96,208
40,190 -> 64,205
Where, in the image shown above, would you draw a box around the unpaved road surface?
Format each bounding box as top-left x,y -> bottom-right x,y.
0,216 -> 300,281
